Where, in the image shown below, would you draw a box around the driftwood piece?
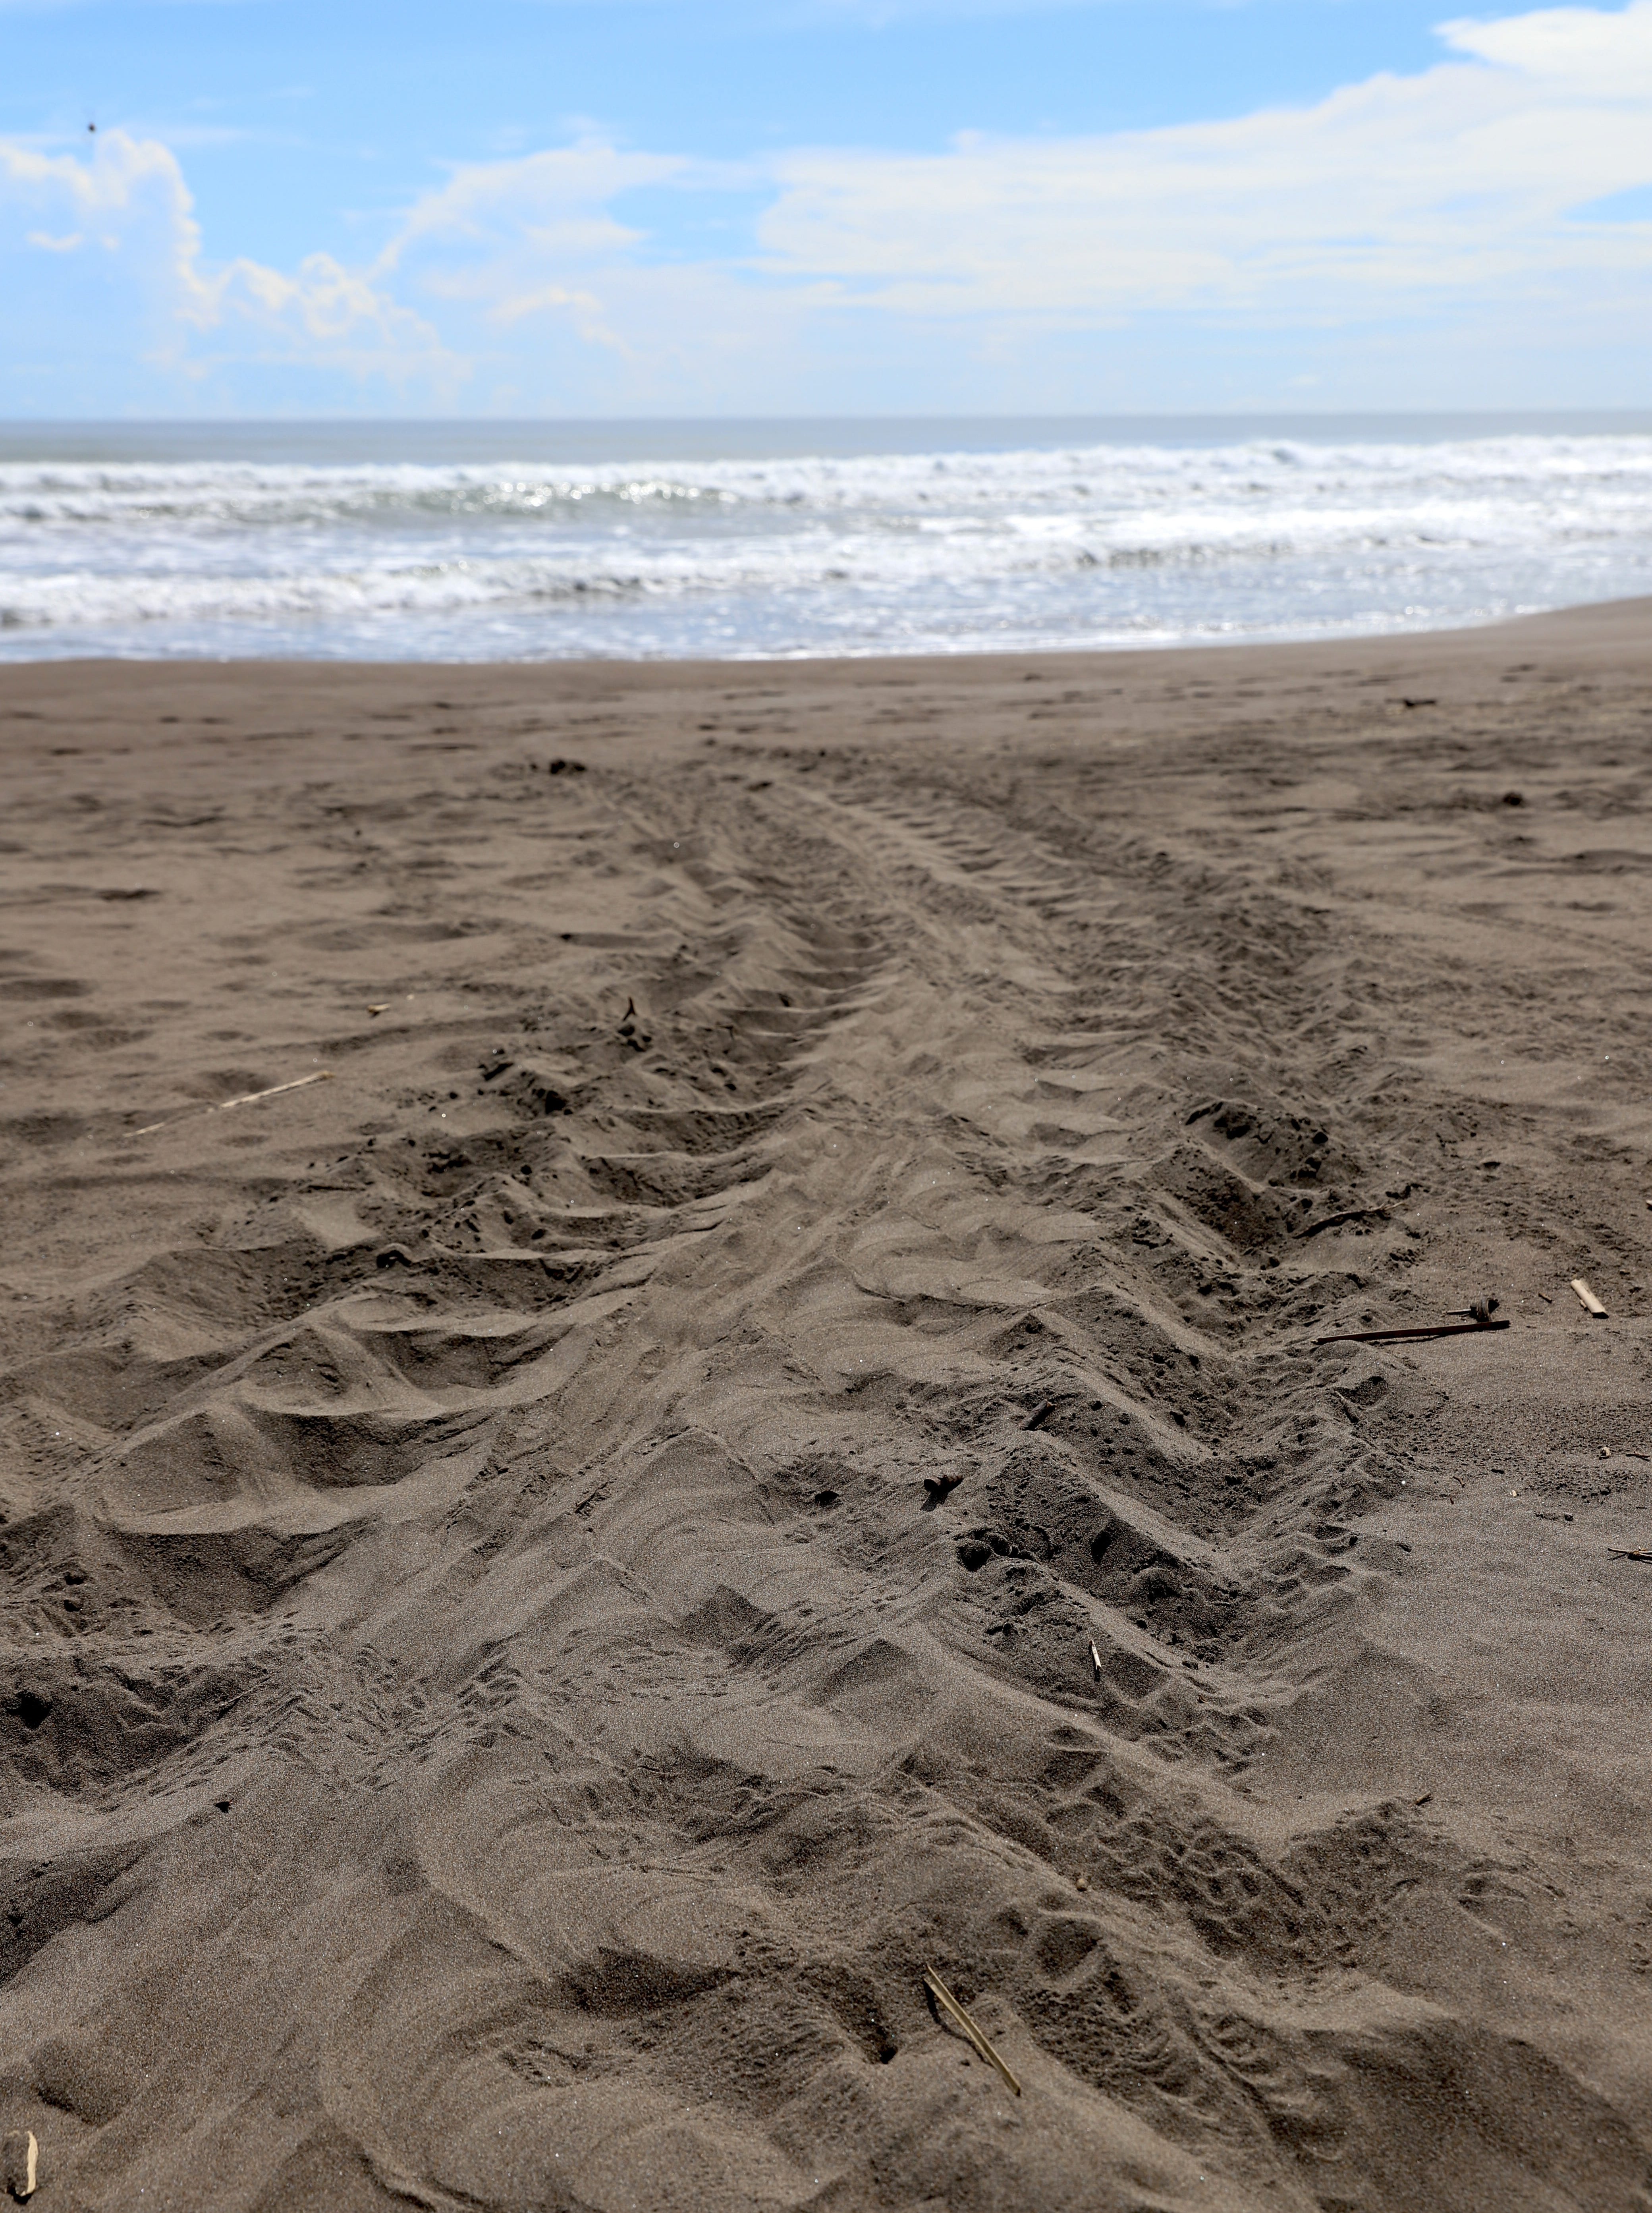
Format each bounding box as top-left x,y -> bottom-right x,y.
1571,1278 -> 1608,1317
922,1966 -> 1023,2097
1314,1319 -> 1509,1347
2,2129 -> 37,2201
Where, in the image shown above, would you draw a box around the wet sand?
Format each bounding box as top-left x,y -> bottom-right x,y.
4,599 -> 1652,2210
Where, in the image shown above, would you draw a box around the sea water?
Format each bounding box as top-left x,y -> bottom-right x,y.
2,414 -> 1650,662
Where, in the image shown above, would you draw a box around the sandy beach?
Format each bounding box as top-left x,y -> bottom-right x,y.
4,597 -> 1652,2211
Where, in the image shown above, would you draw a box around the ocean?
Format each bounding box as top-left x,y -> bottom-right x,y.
2,414 -> 1650,662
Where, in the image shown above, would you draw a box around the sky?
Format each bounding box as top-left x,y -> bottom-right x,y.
1,0 -> 1650,417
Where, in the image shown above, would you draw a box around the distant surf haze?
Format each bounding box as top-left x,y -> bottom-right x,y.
3,414 -> 1650,662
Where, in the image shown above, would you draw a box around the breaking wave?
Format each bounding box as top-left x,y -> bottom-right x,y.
3,426 -> 1650,659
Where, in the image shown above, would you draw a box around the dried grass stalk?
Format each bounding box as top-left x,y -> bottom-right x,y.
922,1966 -> 1023,2097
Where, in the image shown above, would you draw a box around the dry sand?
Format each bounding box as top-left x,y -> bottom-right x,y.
4,601 -> 1652,2211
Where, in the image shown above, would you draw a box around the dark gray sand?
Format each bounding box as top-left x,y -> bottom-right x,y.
4,600 -> 1652,2210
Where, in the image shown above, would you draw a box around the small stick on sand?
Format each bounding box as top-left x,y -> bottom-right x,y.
1571,1278 -> 1609,1317
1607,1547 -> 1652,1562
2,2128 -> 37,2201
922,1966 -> 1022,2097
1089,1639 -> 1104,1683
131,1069 -> 332,1137
1314,1319 -> 1509,1347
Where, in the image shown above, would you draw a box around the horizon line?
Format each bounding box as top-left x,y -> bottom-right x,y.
6,408 -> 1652,429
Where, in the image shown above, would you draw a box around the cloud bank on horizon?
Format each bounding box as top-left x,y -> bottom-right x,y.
2,0 -> 1650,415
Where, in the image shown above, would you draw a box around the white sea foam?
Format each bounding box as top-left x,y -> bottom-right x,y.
2,427 -> 1650,659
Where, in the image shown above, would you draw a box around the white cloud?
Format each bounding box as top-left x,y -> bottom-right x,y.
488,283 -> 620,346
2,129 -> 203,290
0,129 -> 460,392
1440,0 -> 1652,83
350,140 -> 773,384
754,1 -> 1652,317
372,140 -> 749,346
346,0 -> 1652,382
190,251 -> 461,388
376,143 -> 691,272
2,4 -> 1651,410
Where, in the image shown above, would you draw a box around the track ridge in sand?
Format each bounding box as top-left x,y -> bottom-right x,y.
6,627 -> 1652,2208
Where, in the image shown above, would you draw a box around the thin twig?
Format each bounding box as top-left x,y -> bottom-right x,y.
1296,1205 -> 1391,1240
131,1069 -> 332,1137
922,1966 -> 1023,2097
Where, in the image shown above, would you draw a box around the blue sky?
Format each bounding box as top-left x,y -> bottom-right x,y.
2,0 -> 1650,415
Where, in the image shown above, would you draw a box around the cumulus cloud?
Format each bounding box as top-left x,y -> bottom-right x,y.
2,129 -> 203,299
0,130 -> 459,392
192,250 -> 459,386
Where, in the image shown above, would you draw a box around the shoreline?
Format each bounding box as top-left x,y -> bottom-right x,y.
2,589 -> 1648,694
8,423 -> 1648,674
5,587 -> 1652,2209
